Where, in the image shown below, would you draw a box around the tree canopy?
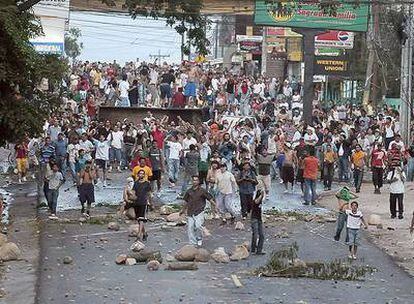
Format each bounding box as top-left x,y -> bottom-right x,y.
65,27 -> 84,62
103,0 -> 210,56
0,0 -> 68,145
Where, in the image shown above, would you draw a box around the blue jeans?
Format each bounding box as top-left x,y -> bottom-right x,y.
168,159 -> 180,183
304,179 -> 317,204
251,218 -> 264,253
46,189 -> 59,214
118,96 -> 130,107
334,211 -> 349,242
56,156 -> 67,176
338,156 -> 350,181
407,157 -> 414,182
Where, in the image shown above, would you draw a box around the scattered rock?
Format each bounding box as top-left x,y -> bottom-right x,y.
0,242 -> 21,261
304,215 -> 314,222
376,224 -> 383,230
287,216 -> 297,222
147,260 -> 160,271
161,225 -> 173,232
130,241 -> 145,252
224,213 -> 233,220
235,221 -> 245,230
175,245 -> 198,261
324,217 -> 337,223
242,241 -> 250,252
202,227 -> 211,237
0,234 -> 7,247
165,262 -> 198,271
368,214 -> 381,226
160,205 -> 175,215
292,258 -> 307,268
128,225 -> 140,237
166,212 -> 182,222
275,231 -> 289,239
128,249 -> 162,263
63,256 -> 73,265
229,245 -> 249,261
125,258 -> 137,266
115,254 -> 127,265
211,247 -> 230,263
107,222 -> 120,231
78,217 -> 87,223
165,254 -> 175,262
387,227 -> 395,231
194,248 -> 210,262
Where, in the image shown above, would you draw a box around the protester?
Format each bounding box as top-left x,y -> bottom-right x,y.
334,186 -> 358,241
180,176 -> 217,247
387,166 -> 406,219
303,147 -> 319,205
346,201 -> 368,260
131,169 -> 152,241
78,160 -> 96,217
250,183 -> 265,255
46,163 -> 64,219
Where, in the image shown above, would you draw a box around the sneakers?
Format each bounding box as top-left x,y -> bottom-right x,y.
283,189 -> 289,194
49,214 -> 58,220
255,251 -> 266,255
334,235 -> 340,241
103,180 -> 107,187
348,254 -> 353,260
22,176 -> 27,182
398,215 -> 404,219
18,178 -> 22,184
352,255 -> 357,260
196,240 -> 203,247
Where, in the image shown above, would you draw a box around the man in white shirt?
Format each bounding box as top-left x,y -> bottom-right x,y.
182,132 -> 198,156
109,125 -> 124,172
388,134 -> 405,152
215,163 -> 238,220
79,133 -> 94,161
94,134 -> 111,186
165,135 -> 183,187
118,75 -> 130,107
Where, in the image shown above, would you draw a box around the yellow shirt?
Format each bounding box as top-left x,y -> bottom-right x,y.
351,151 -> 365,168
132,165 -> 153,181
323,151 -> 336,163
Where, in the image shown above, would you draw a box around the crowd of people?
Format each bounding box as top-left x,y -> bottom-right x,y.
10,59 -> 414,257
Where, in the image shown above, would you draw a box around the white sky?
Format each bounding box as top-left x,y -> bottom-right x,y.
70,11 -> 182,65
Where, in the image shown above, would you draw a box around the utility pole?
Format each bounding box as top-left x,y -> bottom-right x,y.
261,26 -> 267,76
362,2 -> 379,108
149,50 -> 170,64
400,4 -> 413,145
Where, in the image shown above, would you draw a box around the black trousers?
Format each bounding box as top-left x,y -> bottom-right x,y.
372,167 -> 384,189
240,193 -> 253,218
251,218 -> 264,253
390,193 -> 404,216
323,162 -> 334,188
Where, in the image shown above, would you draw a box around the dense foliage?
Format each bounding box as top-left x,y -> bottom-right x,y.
0,0 -> 67,145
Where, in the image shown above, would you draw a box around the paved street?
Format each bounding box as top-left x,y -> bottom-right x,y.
34,209 -> 414,304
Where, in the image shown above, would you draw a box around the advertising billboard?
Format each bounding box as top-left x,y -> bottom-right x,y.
254,0 -> 369,32
314,55 -> 350,76
30,0 -> 70,55
315,30 -> 354,49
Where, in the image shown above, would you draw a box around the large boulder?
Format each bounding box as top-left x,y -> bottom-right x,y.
130,241 -> 145,252
160,205 -> 175,215
166,212 -> 182,222
211,247 -> 230,263
229,245 -> 249,261
125,258 -> 137,266
107,222 -> 120,231
175,245 -> 198,261
128,224 -> 140,237
194,248 -> 210,262
0,242 -> 21,262
128,249 -> 162,263
368,214 -> 381,226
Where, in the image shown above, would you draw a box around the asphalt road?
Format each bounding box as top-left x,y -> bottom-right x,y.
35,211 -> 414,304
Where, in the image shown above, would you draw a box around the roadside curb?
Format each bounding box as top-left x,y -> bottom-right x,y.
0,182 -> 40,304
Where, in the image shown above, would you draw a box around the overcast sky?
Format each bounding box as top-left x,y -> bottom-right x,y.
70,11 -> 182,64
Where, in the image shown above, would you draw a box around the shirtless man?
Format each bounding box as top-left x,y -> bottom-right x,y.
185,65 -> 200,101
281,143 -> 297,193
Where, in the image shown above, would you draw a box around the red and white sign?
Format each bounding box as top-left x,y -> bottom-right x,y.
315,31 -> 354,49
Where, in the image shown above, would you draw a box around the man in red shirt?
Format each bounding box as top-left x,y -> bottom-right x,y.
371,142 -> 387,194
171,87 -> 186,108
303,147 -> 319,205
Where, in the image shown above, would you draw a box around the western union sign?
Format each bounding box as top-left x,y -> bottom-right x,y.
314,55 -> 349,76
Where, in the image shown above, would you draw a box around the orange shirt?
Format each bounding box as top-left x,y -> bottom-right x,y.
351,151 -> 365,168
303,156 -> 319,180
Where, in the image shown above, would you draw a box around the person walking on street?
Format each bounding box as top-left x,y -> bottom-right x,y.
250,184 -> 265,255
215,163 -> 238,221
179,144 -> 200,198
78,160 -> 96,217
303,147 -> 319,205
165,134 -> 183,187
237,161 -> 258,219
334,186 -> 358,241
131,169 -> 152,241
180,176 -> 217,247
46,163 -> 64,220
322,143 -> 337,190
346,201 -> 368,260
387,166 -> 406,219
149,140 -> 164,195
351,144 -> 365,193
371,142 -> 387,194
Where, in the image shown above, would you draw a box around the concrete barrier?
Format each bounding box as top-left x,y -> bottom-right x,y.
98,106 -> 207,125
